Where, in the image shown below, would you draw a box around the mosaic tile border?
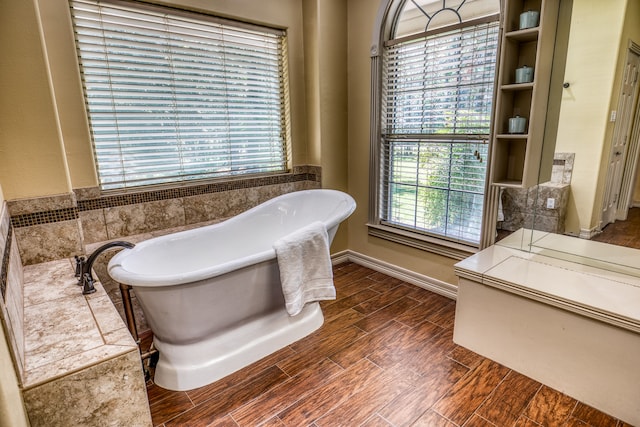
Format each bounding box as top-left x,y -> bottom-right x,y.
10,169 -> 320,229
1,222 -> 12,301
10,208 -> 79,228
77,172 -> 317,211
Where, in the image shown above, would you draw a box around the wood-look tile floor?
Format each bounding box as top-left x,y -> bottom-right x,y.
145,262 -> 632,427
497,207 -> 640,250
592,207 -> 640,249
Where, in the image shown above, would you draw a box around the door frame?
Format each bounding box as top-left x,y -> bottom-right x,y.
601,41 -> 640,227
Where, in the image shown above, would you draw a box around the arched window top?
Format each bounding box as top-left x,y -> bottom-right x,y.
394,0 -> 500,38
372,0 -> 500,55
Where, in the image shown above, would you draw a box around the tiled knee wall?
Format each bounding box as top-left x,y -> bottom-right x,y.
7,166 -> 321,266
498,153 -> 573,234
0,201 -> 25,381
499,183 -> 570,234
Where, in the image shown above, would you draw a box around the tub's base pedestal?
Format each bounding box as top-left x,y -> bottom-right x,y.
152,302 -> 324,391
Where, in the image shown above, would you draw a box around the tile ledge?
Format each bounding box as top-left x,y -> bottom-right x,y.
20,257 -> 137,388
22,346 -> 137,390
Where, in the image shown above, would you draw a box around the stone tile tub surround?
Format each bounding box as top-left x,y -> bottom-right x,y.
0,201 -> 152,425
8,165 -> 321,265
8,192 -> 84,267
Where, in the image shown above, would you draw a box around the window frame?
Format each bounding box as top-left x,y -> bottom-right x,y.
70,0 -> 292,192
368,0 -> 502,259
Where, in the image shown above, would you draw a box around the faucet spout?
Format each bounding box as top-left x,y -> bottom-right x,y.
76,241 -> 135,295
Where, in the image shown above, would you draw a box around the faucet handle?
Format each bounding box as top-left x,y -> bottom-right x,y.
74,255 -> 86,279
81,272 -> 96,295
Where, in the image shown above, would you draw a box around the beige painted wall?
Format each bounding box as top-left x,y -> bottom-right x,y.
303,0 -> 321,168
0,0 -> 72,200
0,324 -> 29,427
302,0 -> 349,191
37,0 -> 97,190
317,0 -> 348,194
554,0 -> 628,234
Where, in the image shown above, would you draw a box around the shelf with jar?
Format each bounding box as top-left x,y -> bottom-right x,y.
504,0 -> 542,33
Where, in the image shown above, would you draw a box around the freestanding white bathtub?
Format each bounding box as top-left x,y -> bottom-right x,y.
108,189 -> 356,391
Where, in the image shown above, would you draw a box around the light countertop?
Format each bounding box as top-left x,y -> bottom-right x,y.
455,230 -> 640,334
21,259 -> 137,389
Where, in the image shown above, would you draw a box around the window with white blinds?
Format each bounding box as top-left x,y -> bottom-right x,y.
70,0 -> 289,190
380,20 -> 499,245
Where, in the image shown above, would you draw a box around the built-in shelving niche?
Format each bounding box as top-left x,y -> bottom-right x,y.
490,0 -> 559,188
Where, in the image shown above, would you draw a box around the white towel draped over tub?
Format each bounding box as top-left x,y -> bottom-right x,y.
273,221 -> 335,316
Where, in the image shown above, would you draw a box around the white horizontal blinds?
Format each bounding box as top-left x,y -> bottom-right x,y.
383,138 -> 489,243
384,21 -> 499,135
70,0 -> 288,190
381,20 -> 498,245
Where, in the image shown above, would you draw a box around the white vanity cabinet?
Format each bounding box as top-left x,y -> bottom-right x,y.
453,232 -> 640,426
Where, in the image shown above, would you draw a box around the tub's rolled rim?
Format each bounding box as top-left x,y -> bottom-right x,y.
106,189 -> 356,288
109,249 -> 276,287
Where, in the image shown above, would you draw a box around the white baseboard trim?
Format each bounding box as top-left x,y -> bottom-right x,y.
332,250 -> 457,300
331,250 -> 351,266
578,227 -> 599,239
